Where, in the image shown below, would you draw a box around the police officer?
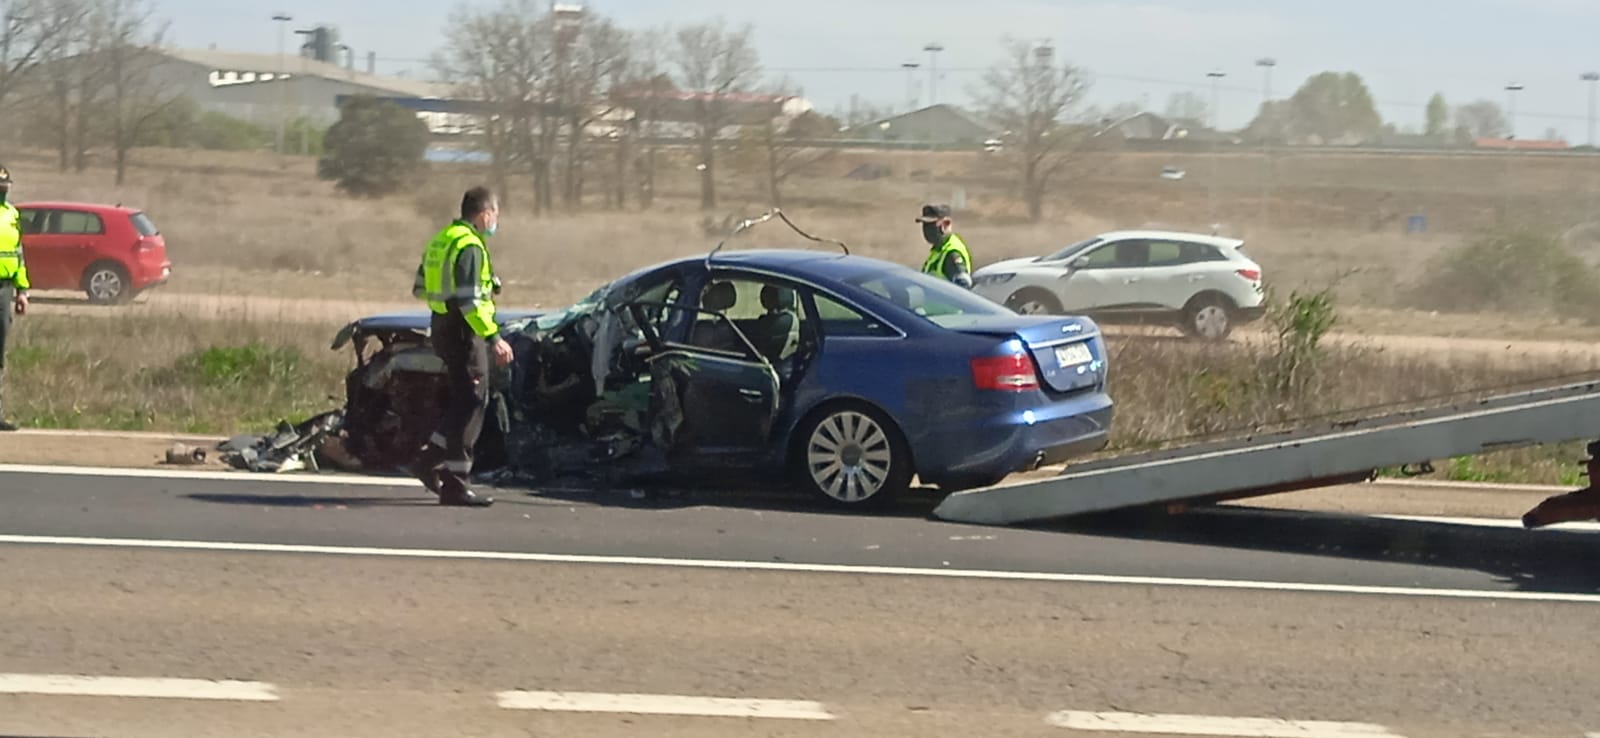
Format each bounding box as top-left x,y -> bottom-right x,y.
916,204 -> 973,288
0,165 -> 28,432
409,186 -> 512,507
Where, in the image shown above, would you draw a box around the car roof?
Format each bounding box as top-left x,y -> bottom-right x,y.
697,248 -> 907,283
1092,230 -> 1245,249
16,200 -> 143,214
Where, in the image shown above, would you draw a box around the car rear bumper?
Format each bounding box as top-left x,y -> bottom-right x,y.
914,391 -> 1114,487
132,261 -> 172,290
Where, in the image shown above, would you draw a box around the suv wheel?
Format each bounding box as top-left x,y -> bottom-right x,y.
1182,295 -> 1234,341
84,262 -> 132,305
1005,288 -> 1063,315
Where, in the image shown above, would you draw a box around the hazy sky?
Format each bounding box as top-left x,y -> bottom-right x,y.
165,0 -> 1600,141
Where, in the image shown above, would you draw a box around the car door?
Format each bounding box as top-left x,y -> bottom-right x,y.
16,207 -> 64,287
624,277 -> 781,459
22,208 -> 101,289
1055,239 -> 1142,313
1129,239 -> 1195,310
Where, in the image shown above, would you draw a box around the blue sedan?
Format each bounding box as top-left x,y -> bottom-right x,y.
332,248 -> 1114,508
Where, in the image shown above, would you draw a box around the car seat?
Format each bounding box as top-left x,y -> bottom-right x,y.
752,284 -> 800,363
690,281 -> 740,351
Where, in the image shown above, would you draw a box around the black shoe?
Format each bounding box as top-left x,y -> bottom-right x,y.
440,489 -> 494,508
408,445 -> 445,494
0,419 -> 17,432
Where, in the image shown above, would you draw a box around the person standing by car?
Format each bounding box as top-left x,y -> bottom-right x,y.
0,165 -> 29,432
408,186 -> 513,507
917,204 -> 974,288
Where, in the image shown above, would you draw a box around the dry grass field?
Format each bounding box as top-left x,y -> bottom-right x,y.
8,142 -> 1600,484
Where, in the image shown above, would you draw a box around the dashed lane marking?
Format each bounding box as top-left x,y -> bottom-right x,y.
1046,710 -> 1401,737
495,691 -> 835,720
0,674 -> 278,701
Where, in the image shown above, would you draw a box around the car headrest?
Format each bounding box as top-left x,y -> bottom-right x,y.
760,284 -> 795,312
702,281 -> 738,312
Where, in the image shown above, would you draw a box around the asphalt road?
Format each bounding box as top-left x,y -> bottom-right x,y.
3,467 -> 1599,737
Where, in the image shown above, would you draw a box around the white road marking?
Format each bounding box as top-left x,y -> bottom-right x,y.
0,463 -> 418,487
1046,710 -> 1399,737
3,533 -> 1599,604
496,690 -> 834,720
1376,514 -> 1600,532
0,673 -> 278,701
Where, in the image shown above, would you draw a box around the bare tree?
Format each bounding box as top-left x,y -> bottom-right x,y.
0,0 -> 87,134
972,38 -> 1092,222
1164,91 -> 1208,124
551,12 -> 629,210
617,26 -> 673,210
436,0 -> 564,214
1455,99 -> 1508,139
736,82 -> 838,208
672,20 -> 761,211
22,0 -> 102,172
90,0 -> 183,185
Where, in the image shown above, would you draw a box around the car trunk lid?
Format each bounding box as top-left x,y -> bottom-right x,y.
946,315 -> 1105,394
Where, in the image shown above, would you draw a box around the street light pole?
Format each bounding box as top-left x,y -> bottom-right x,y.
901,61 -> 920,113
272,12 -> 292,155
1504,81 -> 1523,220
923,42 -> 944,105
1207,69 -> 1226,226
1583,72 -> 1599,148
1256,58 -> 1275,232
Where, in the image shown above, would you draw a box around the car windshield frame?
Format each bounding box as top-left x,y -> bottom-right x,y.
842,266 -> 1017,329
1041,237 -> 1103,262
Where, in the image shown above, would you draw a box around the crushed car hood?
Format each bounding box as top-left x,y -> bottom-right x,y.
332,308 -> 548,350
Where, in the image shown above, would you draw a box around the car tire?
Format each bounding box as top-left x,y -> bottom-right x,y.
83,262 -> 132,305
1004,287 -> 1063,316
791,402 -> 913,509
1181,294 -> 1234,341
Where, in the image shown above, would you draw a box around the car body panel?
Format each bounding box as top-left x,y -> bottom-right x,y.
972,229 -> 1265,328
15,200 -> 173,297
330,248 -> 1115,493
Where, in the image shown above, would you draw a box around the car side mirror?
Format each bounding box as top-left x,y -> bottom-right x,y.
1071,256 -> 1091,269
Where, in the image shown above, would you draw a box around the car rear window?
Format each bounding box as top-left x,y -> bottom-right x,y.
130,212 -> 159,236
845,268 -> 1015,328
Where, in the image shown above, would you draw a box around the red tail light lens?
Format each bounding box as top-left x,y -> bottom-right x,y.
134,238 -> 154,252
971,351 -> 1040,392
1236,268 -> 1261,281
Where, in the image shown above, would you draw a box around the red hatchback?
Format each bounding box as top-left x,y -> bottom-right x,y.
15,201 -> 172,304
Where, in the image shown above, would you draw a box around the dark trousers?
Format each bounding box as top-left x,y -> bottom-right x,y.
428,308 -> 490,493
0,283 -> 12,413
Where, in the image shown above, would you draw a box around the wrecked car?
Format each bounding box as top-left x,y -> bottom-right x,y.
323,232 -> 1115,507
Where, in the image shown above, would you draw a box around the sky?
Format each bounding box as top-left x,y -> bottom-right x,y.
162,0 -> 1600,143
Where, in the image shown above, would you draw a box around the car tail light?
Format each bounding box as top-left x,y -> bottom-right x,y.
1236,268 -> 1261,281
971,347 -> 1040,392
134,237 -> 156,253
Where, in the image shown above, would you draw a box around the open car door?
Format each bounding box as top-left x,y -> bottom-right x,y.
625,301 -> 781,458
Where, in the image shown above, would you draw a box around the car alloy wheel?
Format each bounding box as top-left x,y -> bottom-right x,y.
807,410 -> 894,503
1014,299 -> 1051,315
86,265 -> 129,305
1192,303 -> 1230,339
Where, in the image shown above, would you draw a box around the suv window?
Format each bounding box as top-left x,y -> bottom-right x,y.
130,212 -> 158,237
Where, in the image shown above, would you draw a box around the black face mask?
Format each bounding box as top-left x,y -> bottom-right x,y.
922,222 -> 943,245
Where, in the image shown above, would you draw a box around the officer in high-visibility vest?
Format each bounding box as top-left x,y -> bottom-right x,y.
916,204 -> 973,289
408,186 -> 513,507
0,164 -> 29,432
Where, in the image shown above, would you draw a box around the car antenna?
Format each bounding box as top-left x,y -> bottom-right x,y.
704,208 -> 850,268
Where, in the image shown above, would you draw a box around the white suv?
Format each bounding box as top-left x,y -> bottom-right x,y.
971,230 -> 1266,340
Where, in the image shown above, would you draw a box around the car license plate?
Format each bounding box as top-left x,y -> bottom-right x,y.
1055,342 -> 1092,367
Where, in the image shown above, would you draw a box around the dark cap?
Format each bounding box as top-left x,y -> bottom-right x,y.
914,204 -> 951,223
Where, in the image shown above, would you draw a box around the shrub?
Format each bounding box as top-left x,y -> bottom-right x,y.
317,95 -> 430,197
1409,226 -> 1600,321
